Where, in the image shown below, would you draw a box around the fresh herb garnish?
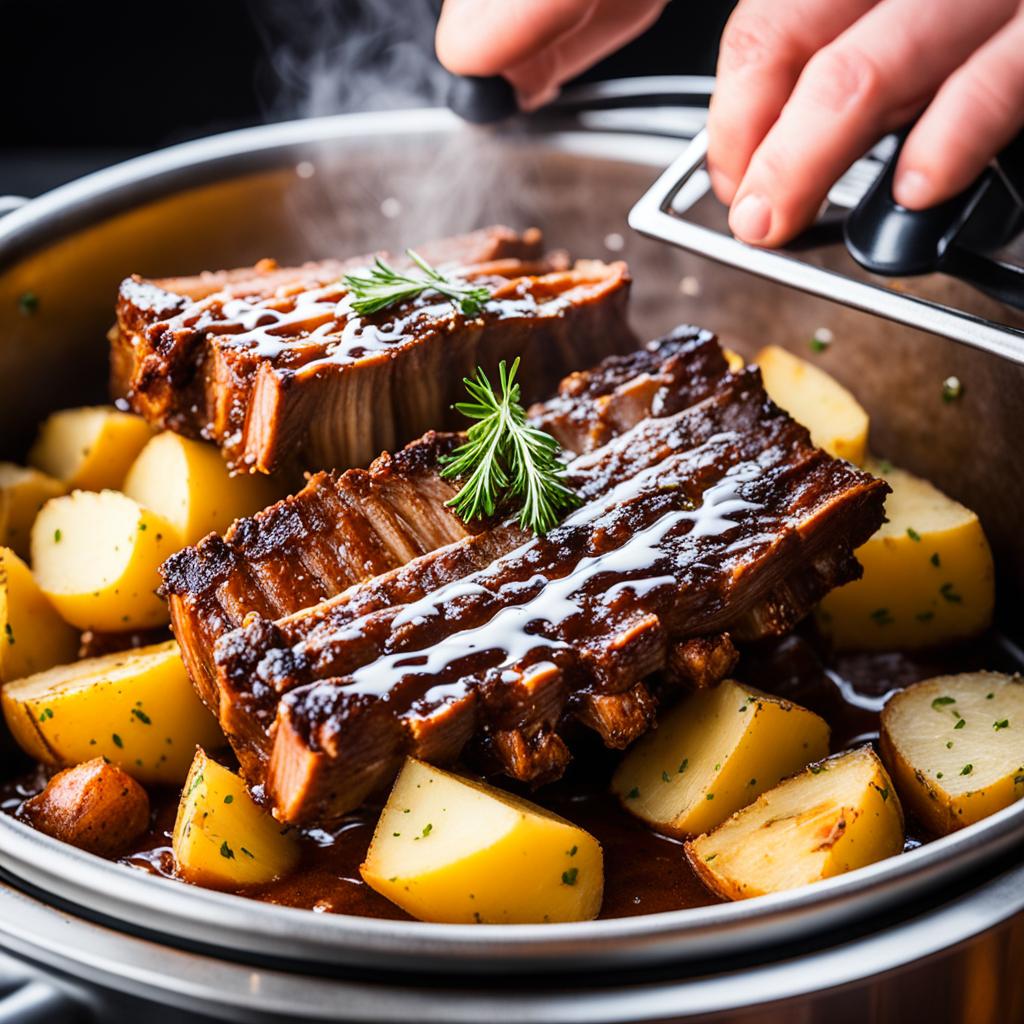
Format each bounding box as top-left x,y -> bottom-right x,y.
342,249 -> 491,317
961,764 -> 973,775
440,358 -> 581,534
941,376 -> 963,403
906,527 -> 921,542
932,696 -> 956,710
561,868 -> 579,886
994,719 -> 1010,731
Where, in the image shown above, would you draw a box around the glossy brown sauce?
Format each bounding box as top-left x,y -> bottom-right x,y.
2,630 -> 1018,920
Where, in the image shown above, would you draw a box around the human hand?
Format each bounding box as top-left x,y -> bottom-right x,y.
709,0 -> 1024,246
435,0 -> 668,112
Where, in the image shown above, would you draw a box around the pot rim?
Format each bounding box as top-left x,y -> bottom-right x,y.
2,86 -> 1022,973
3,855 -> 1024,1020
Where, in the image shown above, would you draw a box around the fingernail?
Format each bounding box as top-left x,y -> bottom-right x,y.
729,193 -> 771,243
893,169 -> 931,209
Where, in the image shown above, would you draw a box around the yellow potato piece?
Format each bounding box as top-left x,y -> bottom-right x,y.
817,460 -> 994,650
0,547 -> 79,682
361,758 -> 603,923
880,673 -> 1024,835
612,679 -> 830,837
29,406 -> 154,491
31,490 -> 178,631
0,463 -> 65,560
124,432 -> 279,546
686,746 -> 904,900
173,749 -> 300,889
757,345 -> 869,464
1,640 -> 223,784
722,347 -> 745,373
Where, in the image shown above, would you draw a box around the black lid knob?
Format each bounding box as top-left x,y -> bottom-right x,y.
445,73 -> 518,124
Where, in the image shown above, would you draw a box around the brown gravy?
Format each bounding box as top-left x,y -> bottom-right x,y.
2,630 -> 1018,920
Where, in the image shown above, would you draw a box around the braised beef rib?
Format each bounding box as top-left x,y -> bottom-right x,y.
113,226 -> 636,474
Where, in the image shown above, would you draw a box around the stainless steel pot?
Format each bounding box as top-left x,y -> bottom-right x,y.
1,80 -> 1022,1023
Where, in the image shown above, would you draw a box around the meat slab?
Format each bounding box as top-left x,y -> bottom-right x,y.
113,226 -> 636,474
186,331 -> 887,826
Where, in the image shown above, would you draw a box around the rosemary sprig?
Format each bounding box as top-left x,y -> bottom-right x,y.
342,249 -> 492,317
441,358 -> 581,535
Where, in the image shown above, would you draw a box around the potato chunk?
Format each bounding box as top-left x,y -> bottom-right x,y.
361,759 -> 603,923
612,680 -> 830,837
817,461 -> 994,650
124,432 -> 279,546
686,747 -> 904,900
880,673 -> 1024,835
31,490 -> 177,630
29,406 -> 154,491
173,749 -> 300,889
1,640 -> 223,783
757,345 -> 869,464
0,547 -> 79,682
23,758 -> 150,857
0,463 -> 65,560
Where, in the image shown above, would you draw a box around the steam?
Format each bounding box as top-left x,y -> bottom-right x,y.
246,0 -> 532,256
250,0 -> 447,120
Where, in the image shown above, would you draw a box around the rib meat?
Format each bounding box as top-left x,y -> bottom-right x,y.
160,432 -> 472,711
206,344 -> 887,825
113,226 -> 636,473
163,326 -> 728,720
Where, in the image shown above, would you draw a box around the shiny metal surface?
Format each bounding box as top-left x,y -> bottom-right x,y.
2,860 -> 1024,1022
1,82 -> 1023,1011
629,130 -> 1024,363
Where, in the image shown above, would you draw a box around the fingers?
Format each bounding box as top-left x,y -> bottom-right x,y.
728,0 -> 1019,246
708,0 -> 876,205
435,0 -> 596,78
503,0 -> 668,110
894,10 -> 1024,208
436,0 -> 666,111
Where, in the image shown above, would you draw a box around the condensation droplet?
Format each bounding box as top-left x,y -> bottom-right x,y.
295,161 -> 316,179
603,232 -> 625,252
380,197 -> 402,219
813,326 -> 834,344
679,276 -> 701,296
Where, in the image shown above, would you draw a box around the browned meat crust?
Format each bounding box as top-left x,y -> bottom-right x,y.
162,327 -> 727,724
112,226 -> 636,474
160,432 -> 471,712
203,340 -> 886,826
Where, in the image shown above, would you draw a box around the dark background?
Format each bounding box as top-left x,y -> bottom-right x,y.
0,0 -> 734,197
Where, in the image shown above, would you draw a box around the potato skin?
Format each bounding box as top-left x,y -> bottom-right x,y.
23,758 -> 150,857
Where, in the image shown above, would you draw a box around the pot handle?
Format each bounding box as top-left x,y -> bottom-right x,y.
0,978 -> 83,1024
0,196 -> 29,219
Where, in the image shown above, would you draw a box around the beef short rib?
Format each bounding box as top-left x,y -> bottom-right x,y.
113,226 -> 636,474
199,334 -> 886,826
